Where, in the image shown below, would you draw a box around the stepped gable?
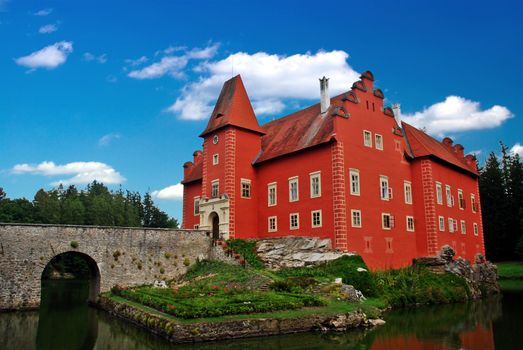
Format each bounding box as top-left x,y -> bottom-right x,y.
199,75 -> 265,137
402,122 -> 478,176
254,97 -> 343,164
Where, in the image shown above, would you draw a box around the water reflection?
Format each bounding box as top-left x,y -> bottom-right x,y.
0,284 -> 521,349
36,279 -> 97,350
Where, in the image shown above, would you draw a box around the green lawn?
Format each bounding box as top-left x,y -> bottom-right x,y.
496,262 -> 523,280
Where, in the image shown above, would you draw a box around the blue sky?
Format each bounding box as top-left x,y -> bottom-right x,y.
1,0 -> 522,222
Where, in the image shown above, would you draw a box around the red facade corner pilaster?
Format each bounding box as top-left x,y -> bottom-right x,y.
421,159 -> 438,255
201,139 -> 209,198
475,180 -> 486,257
224,128 -> 236,239
331,141 -> 348,251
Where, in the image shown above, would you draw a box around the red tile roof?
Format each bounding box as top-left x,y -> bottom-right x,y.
402,122 -> 478,176
182,160 -> 203,184
199,75 -> 265,137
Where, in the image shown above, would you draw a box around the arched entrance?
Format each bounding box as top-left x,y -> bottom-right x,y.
41,251 -> 101,304
210,212 -> 220,240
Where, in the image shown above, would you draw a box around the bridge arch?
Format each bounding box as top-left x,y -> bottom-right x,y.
41,251 -> 101,304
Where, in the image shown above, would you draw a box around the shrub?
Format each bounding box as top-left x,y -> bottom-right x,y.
183,258 -> 190,266
164,252 -> 172,259
160,267 -> 165,274
226,239 -> 265,269
70,241 -> 79,249
113,250 -> 121,261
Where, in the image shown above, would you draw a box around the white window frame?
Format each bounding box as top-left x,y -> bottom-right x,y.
289,213 -> 300,230
471,194 -> 477,213
268,216 -> 277,232
212,153 -> 219,165
311,210 -> 322,228
211,180 -> 219,198
439,216 -> 445,232
382,213 -> 392,230
240,178 -> 252,199
375,134 -> 383,150
446,185 -> 452,207
448,218 -> 454,233
473,223 -> 479,236
309,171 -> 321,198
436,182 -> 443,205
289,176 -> 299,202
406,216 -> 415,232
404,181 -> 412,204
349,169 -> 360,196
194,196 -> 200,216
351,209 -> 362,228
380,175 -> 389,200
458,189 -> 464,210
363,130 -> 372,147
461,220 -> 466,234
268,182 -> 277,207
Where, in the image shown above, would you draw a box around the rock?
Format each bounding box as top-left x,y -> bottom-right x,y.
368,319 -> 386,327
439,245 -> 455,263
357,267 -> 367,272
334,278 -> 343,284
339,284 -> 363,302
154,280 -> 168,288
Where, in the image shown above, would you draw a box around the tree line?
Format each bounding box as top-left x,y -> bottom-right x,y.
0,181 -> 178,229
479,143 -> 523,261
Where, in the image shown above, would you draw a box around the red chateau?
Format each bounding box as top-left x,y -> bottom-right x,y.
181,71 -> 485,269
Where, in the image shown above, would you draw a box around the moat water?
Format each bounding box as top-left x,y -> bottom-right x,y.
1,279 -> 522,350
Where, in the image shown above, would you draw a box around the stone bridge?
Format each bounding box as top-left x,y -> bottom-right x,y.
0,223 -> 212,310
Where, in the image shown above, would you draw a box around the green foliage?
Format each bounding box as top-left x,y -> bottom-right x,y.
372,266 -> 470,308
226,239 -> 265,269
70,241 -> 79,249
0,181 -> 179,229
183,257 -> 190,266
275,255 -> 377,296
496,262 -> 523,280
479,144 -> 523,261
42,253 -> 90,279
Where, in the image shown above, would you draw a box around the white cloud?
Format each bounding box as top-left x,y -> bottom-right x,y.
38,24 -> 57,34
152,183 -> 183,201
124,56 -> 148,67
127,43 -> 219,80
402,96 -> 513,135
83,52 -> 107,64
98,133 -> 121,146
167,50 -> 360,120
12,161 -> 125,186
34,8 -> 53,16
15,41 -> 73,70
510,143 -> 523,157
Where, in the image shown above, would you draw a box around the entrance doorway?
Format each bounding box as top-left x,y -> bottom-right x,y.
210,212 -> 220,240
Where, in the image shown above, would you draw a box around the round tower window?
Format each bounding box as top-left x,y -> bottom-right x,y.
212,135 -> 219,144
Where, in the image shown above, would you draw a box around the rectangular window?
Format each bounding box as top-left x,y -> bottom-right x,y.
448,218 -> 454,233
406,216 -> 415,232
212,153 -> 219,165
289,177 -> 299,202
439,216 -> 445,232
351,210 -> 362,228
194,197 -> 200,215
375,134 -> 383,150
349,169 -> 360,196
461,220 -> 466,234
446,185 -> 452,207
404,181 -> 412,204
310,171 -> 321,198
363,130 -> 372,147
268,216 -> 277,232
290,213 -> 299,230
241,179 -> 251,199
211,180 -> 219,198
311,210 -> 322,228
458,189 -> 465,209
473,223 -> 479,236
268,183 -> 277,207
454,219 -> 458,232
380,176 -> 389,200
382,213 -> 392,230
471,194 -> 477,213
436,182 -> 443,205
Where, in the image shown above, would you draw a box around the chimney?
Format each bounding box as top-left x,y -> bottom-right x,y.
392,103 -> 402,127
319,77 -> 330,114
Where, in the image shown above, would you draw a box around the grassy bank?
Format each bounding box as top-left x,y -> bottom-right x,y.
107,249 -> 473,322
495,262 -> 523,292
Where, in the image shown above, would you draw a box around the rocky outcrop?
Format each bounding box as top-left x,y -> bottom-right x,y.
255,237 -> 354,269
97,295 -> 382,343
413,245 -> 500,298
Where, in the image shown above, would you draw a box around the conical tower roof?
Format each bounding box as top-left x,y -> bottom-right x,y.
199,75 -> 265,137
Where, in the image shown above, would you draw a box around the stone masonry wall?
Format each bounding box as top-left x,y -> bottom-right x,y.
0,224 -> 211,310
